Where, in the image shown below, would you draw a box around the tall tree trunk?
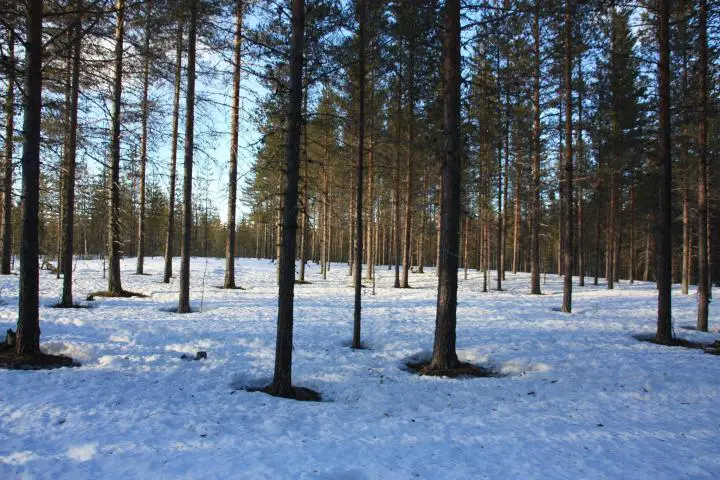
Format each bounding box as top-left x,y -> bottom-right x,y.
393,75 -> 402,287
512,150 -> 520,274
430,0 -> 461,371
530,6 -> 541,294
352,0 -> 366,349
107,0 -> 125,295
418,169 -> 427,273
177,0 -> 198,314
576,53 -> 585,287
163,19 -> 183,284
1,30 -> 15,275
629,184 -> 636,283
224,0 -> 242,289
321,131 -> 329,279
402,50 -> 415,288
655,0 -> 672,344
644,227 -> 651,281
269,0 -> 305,396
16,0 -> 44,355
136,2 -> 151,275
298,92 -> 309,283
696,0 -> 709,331
366,134 -> 374,280
60,7 -> 82,307
561,0 -> 573,313
607,178 -> 616,289
682,188 -> 689,294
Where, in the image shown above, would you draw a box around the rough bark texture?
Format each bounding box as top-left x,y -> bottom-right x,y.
163,20 -> 183,284
60,9 -> 82,307
269,0 -> 305,396
107,0 -> 125,296
136,2 -> 151,276
1,31 -> 15,275
530,7 -> 541,294
178,0 -> 198,314
561,0 -> 573,314
401,50 -> 414,289
655,0 -> 672,344
16,0 -> 43,355
352,0 -> 366,349
429,0 -> 461,372
224,0 -> 242,289
393,80 -> 402,288
697,0 -> 709,331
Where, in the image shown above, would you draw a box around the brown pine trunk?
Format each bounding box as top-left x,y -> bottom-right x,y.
418,169 -> 427,273
224,0 -> 242,289
512,149 -> 520,274
530,6 -> 541,294
429,0 -> 461,372
607,178 -> 616,289
365,135 -> 374,280
561,0 -> 573,313
16,0 -> 43,355
629,185 -> 636,283
269,0 -> 305,396
463,214 -> 469,280
656,0 -> 672,344
321,133 -> 329,279
177,0 -> 198,314
393,75 -> 402,287
697,0 -> 709,331
136,2 -> 151,276
60,8 -> 82,307
352,0 -> 366,349
298,91 -> 309,283
682,188 -> 689,294
107,0 -> 125,296
402,50 -> 414,289
1,30 -> 15,275
163,19 -> 183,284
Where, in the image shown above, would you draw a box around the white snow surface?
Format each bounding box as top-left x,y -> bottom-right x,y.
1,257 -> 719,479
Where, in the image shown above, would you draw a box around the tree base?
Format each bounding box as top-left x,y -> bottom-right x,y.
87,290 -> 147,301
249,385 -> 322,402
406,360 -> 501,379
0,345 -> 79,370
634,333 -> 709,351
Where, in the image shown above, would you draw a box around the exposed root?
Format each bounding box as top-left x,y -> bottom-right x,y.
406,360 -> 502,379
86,290 -> 147,301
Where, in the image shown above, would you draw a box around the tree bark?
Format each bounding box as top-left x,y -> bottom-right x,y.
269,0 -> 305,396
429,0 -> 461,371
682,188 -> 689,294
530,6 -> 541,294
352,0 -> 366,349
60,7 -> 82,307
136,2 -> 151,276
1,30 -> 15,275
224,0 -> 242,289
16,0 -> 44,355
107,0 -> 125,295
696,0 -> 709,331
177,0 -> 198,314
401,48 -> 414,289
393,75 -> 402,287
655,0 -> 672,344
561,0 -> 573,313
298,91 -> 309,283
163,19 -> 183,284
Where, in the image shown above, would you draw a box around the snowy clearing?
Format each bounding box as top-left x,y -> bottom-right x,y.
1,257 -> 719,479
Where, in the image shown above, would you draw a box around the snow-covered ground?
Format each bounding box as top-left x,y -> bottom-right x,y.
0,257 -> 719,479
